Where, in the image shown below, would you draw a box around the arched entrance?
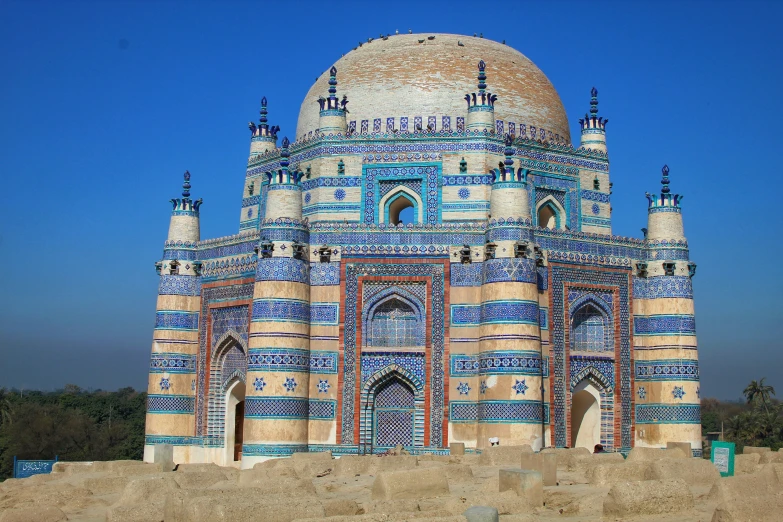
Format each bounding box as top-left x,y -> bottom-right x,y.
224,380 -> 245,464
373,377 -> 416,447
570,381 -> 601,449
359,364 -> 424,453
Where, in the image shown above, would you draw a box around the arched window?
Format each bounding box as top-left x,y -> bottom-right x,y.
387,193 -> 415,225
538,202 -> 559,229
571,304 -> 609,352
369,298 -> 418,347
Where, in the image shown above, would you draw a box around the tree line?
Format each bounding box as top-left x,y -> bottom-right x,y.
701,378 -> 782,451
0,385 -> 146,480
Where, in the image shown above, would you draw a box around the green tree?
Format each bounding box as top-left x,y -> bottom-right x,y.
743,378 -> 776,414
0,389 -> 12,426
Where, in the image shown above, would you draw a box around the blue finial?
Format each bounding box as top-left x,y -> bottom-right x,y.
328,66 -> 338,99
182,171 -> 191,198
661,164 -> 670,194
590,87 -> 598,117
477,60 -> 487,93
259,97 -> 268,126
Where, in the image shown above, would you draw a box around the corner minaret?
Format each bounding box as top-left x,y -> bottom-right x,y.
477,135 -> 545,449
167,171 -> 203,243
242,137 -> 311,466
465,60 -> 497,132
263,138 -> 303,220
633,165 -> 701,455
579,87 -> 608,153
144,171 -> 203,464
318,66 -> 348,135
645,165 -> 684,240
248,97 -> 280,157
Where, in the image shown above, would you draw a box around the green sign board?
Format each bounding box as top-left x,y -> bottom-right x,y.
710,441 -> 735,477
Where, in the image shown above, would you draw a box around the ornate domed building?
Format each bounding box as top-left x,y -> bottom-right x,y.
145,34 -> 701,466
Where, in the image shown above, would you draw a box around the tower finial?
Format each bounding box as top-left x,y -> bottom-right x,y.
318,66 -> 347,113
259,96 -> 268,127
660,164 -> 670,194
647,164 -> 682,210
249,97 -> 279,142
590,87 -> 598,117
182,170 -> 191,198
579,87 -> 608,139
328,66 -> 338,100
477,60 -> 487,93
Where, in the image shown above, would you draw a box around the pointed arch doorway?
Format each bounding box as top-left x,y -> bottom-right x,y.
359,365 -> 424,453
373,377 -> 416,447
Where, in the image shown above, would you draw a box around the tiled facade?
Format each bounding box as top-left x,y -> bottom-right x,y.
144,34 -> 702,467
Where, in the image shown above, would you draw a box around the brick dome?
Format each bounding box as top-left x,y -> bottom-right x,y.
296,33 -> 571,143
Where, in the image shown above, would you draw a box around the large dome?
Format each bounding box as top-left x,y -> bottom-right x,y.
296,33 -> 570,143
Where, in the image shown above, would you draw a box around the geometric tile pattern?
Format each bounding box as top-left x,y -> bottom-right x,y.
310,262 -> 341,286
634,315 -> 696,336
540,308 -> 548,329
456,382 -> 471,395
221,345 -> 246,388
149,353 -> 197,373
211,306 -> 249,345
375,410 -> 414,447
379,178 -> 423,199
633,276 -> 693,299
254,257 -> 310,284
449,262 -> 483,287
569,357 -> 615,390
244,397 -> 308,419
361,352 -> 426,386
512,379 -> 529,395
158,275 -> 201,296
309,351 -> 339,374
451,305 -> 481,326
155,311 -> 199,331
309,399 -> 337,419
147,395 -> 195,414
247,348 -> 309,372
479,351 -> 544,375
482,258 -> 537,284
449,401 -> 547,423
450,355 -> 479,376
375,379 -> 416,408
373,379 -> 416,447
481,300 -> 539,325
251,298 -> 310,323
581,189 -> 611,203
635,360 -> 699,381
310,303 -> 339,325
635,404 -> 701,424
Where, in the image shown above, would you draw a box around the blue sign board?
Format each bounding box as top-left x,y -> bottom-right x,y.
13,456 -> 58,479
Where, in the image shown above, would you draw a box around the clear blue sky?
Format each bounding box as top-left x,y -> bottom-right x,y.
1,0 -> 781,400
